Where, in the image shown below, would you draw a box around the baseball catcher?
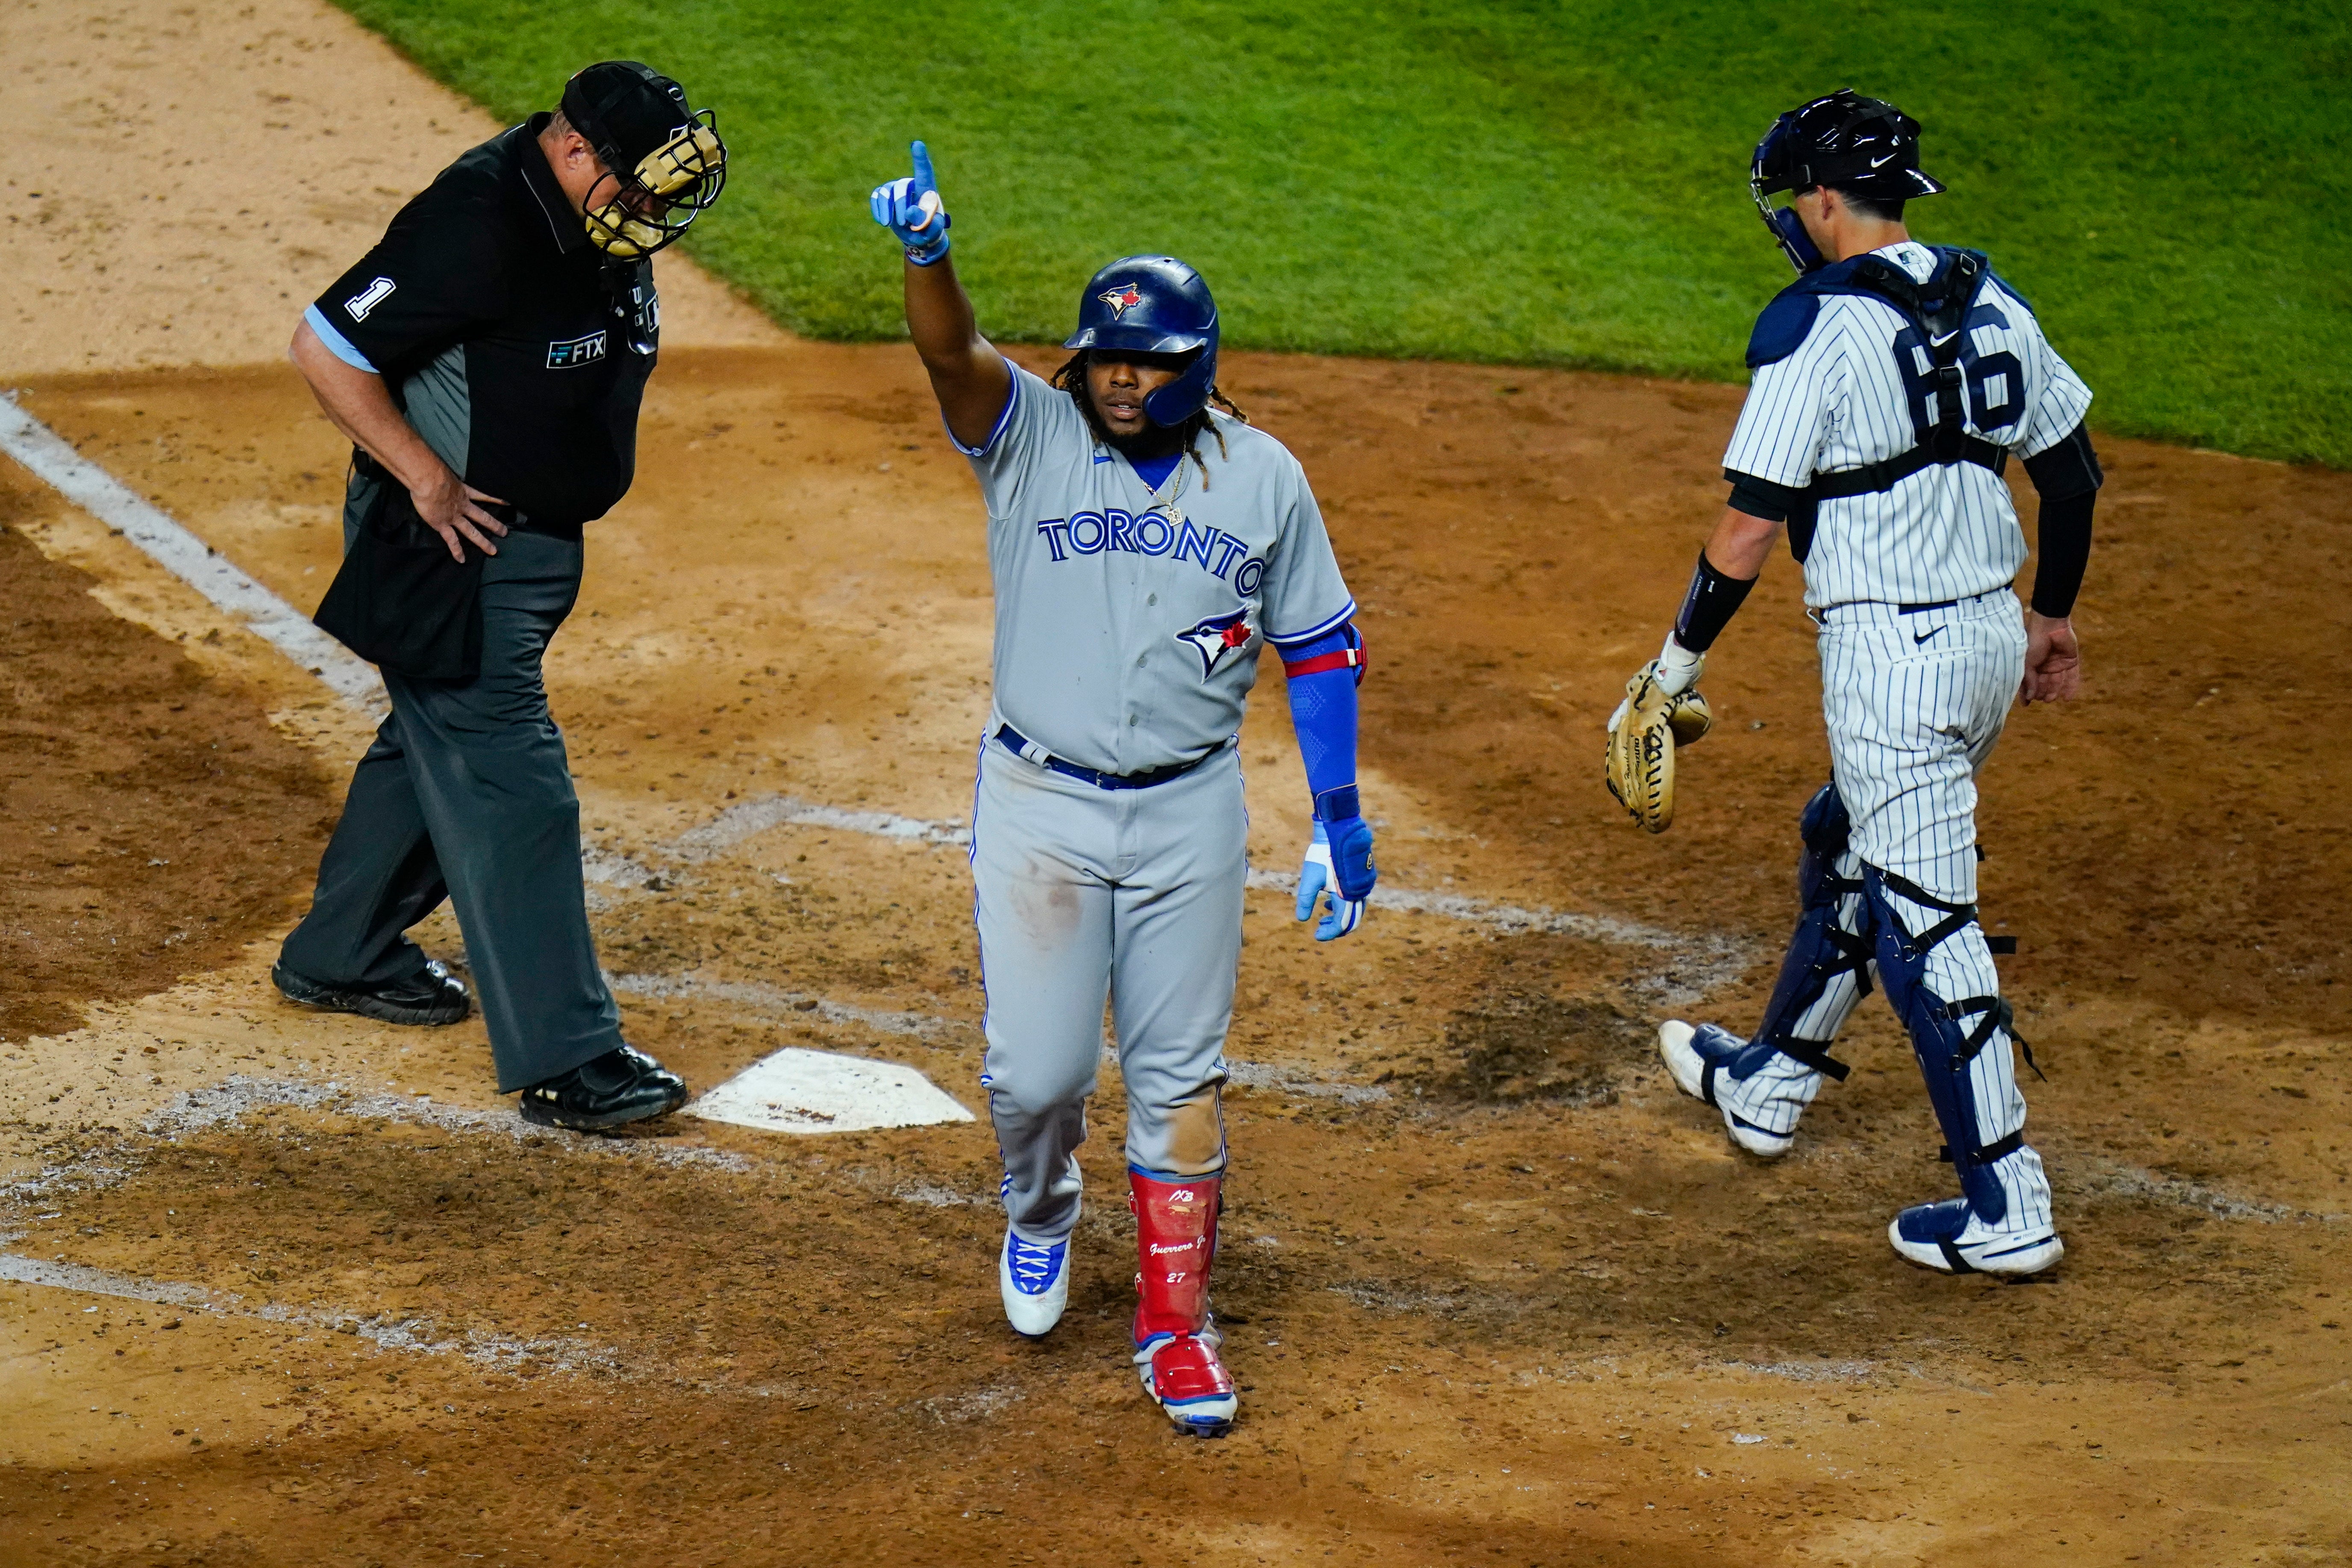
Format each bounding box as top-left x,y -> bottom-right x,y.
1623,91 -> 2102,1277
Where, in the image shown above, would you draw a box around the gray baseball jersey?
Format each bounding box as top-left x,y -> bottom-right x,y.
1723,241 -> 2092,611
955,364 -> 1355,775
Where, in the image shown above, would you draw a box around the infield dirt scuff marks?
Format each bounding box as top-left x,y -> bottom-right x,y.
6,344 -> 2352,1562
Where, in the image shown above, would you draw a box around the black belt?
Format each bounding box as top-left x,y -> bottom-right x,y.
351,449 -> 584,542
994,725 -> 1222,790
1817,588 -> 1999,621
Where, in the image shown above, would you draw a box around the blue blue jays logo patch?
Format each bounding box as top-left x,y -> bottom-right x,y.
1177,610 -> 1254,680
1098,282 -> 1144,319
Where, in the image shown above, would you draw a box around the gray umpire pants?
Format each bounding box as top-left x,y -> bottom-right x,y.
971,730 -> 1244,1245
279,508 -> 622,1093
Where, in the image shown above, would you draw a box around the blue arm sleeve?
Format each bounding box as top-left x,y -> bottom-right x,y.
1283,627 -> 1359,807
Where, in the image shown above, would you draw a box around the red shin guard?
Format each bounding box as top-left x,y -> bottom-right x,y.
1129,1170 -> 1221,1342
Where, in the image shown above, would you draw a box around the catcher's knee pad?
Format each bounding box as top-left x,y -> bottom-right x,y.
1796,780 -> 1854,894
1722,782 -> 1873,1088
1863,866 -> 2033,1224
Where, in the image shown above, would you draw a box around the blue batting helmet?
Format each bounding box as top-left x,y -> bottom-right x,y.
1063,255 -> 1219,427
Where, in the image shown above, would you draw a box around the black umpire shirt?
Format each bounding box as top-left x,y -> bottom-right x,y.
313,114 -> 659,529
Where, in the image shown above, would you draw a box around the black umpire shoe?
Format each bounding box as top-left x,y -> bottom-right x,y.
518,1045 -> 689,1132
272,959 -> 471,1027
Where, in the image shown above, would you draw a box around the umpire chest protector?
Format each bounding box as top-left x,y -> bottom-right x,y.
1747,247 -> 2015,561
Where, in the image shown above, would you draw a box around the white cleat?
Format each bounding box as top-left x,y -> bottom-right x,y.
1888,1198 -> 2064,1277
1658,1019 -> 1794,1158
999,1227 -> 1070,1337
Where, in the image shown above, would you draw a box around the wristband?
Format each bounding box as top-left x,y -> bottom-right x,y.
1672,547 -> 1758,654
904,223 -> 951,267
1312,784 -> 1360,823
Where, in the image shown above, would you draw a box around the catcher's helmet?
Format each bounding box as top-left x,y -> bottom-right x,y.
1063,256 -> 1219,427
561,61 -> 727,259
1750,89 -> 1943,273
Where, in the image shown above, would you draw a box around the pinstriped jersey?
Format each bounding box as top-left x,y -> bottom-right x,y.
954,364 -> 1355,776
1723,241 -> 2093,610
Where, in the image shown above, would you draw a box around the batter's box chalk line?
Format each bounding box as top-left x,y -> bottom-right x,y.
0,1252 -> 619,1375
0,396 -> 1751,1001
653,793 -> 1755,999
0,393 -> 388,716
603,969 -> 967,1039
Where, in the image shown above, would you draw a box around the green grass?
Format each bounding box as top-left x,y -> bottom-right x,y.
334,0 -> 2351,465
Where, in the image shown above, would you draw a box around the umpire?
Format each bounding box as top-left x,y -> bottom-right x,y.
273,62 -> 727,1131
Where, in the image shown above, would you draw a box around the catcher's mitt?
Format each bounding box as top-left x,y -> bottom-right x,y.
1604,662 -> 1713,833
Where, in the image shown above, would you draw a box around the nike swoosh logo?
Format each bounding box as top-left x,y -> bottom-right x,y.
1869,151 -> 1897,168
1913,626 -> 1946,646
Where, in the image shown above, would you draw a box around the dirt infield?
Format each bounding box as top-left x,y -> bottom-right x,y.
3,3 -> 2350,1565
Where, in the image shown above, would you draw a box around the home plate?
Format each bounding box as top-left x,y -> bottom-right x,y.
685,1048 -> 975,1135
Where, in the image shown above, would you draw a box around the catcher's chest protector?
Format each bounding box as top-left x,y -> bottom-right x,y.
1752,247 -> 2014,563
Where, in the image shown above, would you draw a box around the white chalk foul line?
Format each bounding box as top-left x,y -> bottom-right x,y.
0,396 -> 1748,987
0,394 -> 386,714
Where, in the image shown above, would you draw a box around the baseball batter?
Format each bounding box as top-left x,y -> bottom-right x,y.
1612,91 -> 2103,1276
869,143 -> 1377,1434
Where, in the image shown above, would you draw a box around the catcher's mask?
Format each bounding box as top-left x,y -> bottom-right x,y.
1063,255 -> 1219,427
1750,88 -> 1943,274
560,60 -> 727,259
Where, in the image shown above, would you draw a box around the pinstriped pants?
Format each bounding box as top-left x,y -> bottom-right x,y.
1817,589 -> 2049,1231
1817,590 -> 2025,905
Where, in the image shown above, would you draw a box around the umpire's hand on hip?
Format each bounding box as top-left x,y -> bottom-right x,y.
409,462 -> 512,562
288,317 -> 510,563
1296,816 -> 1376,942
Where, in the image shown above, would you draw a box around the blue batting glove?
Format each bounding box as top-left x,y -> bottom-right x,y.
1295,819 -> 1374,942
869,139 -> 951,264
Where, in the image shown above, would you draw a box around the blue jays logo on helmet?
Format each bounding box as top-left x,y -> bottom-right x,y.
1176,610 -> 1253,680
1066,255 -> 1220,427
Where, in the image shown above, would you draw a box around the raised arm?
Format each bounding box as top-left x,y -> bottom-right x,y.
871,141 -> 1011,448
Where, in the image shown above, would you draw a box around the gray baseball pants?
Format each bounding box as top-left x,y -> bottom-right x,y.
971,734 -> 1245,1244
279,497 -> 622,1092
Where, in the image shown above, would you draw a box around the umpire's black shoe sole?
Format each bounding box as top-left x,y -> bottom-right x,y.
517,1045 -> 689,1133
271,960 -> 470,1027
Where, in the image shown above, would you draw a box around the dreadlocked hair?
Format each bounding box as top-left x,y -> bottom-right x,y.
1051,351 -> 1247,487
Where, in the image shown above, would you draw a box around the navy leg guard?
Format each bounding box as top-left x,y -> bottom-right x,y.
1865,866 -> 2023,1225
1721,782 -> 1872,1087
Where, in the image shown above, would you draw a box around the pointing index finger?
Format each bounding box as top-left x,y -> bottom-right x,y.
911,138 -> 936,194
